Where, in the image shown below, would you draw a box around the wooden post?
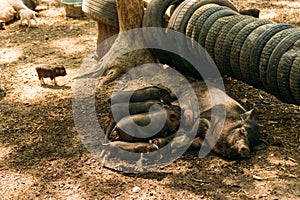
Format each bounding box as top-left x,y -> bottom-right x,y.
96,23 -> 119,59
116,0 -> 144,32
80,0 -> 154,85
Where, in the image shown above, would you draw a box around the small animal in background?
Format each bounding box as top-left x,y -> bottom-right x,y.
19,8 -> 37,27
35,64 -> 67,86
0,21 -> 5,30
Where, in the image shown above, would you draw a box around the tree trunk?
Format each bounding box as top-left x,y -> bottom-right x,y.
96,23 -> 119,59
78,0 -> 154,85
116,0 -> 144,32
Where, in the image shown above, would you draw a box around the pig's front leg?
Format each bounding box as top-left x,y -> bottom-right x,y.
150,133 -> 176,148
51,77 -> 57,85
39,77 -> 45,85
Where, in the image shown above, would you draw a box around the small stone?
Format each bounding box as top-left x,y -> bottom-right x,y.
132,186 -> 140,193
253,175 -> 263,181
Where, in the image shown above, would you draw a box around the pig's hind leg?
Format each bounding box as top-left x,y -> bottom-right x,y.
51,77 -> 57,85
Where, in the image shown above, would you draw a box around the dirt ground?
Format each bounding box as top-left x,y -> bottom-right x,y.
0,0 -> 299,199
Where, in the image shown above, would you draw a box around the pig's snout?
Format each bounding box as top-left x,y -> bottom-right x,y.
238,145 -> 250,158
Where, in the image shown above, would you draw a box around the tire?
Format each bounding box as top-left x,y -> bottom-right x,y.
168,0 -> 237,33
230,20 -> 272,80
217,16 -> 256,77
198,8 -> 238,48
82,0 -> 118,27
205,15 -> 237,61
143,0 -> 184,28
191,6 -> 227,43
143,0 -> 184,66
186,4 -> 220,65
239,24 -> 275,85
166,0 -> 237,76
249,24 -> 294,90
267,31 -> 300,98
290,56 -> 300,105
186,4 -> 219,39
214,15 -> 249,75
258,28 -> 297,91
276,50 -> 298,103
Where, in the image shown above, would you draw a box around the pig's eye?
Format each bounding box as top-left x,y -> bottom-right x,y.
240,128 -> 247,136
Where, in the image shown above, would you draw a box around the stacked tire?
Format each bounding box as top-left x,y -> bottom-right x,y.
82,0 -> 118,28
164,0 -> 300,105
81,0 -> 300,105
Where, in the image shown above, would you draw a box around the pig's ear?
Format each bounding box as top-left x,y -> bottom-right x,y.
253,139 -> 268,151
159,88 -> 169,96
240,109 -> 255,121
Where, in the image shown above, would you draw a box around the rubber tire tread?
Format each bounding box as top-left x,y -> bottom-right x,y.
198,8 -> 238,48
168,0 -> 237,33
214,15 -> 250,75
290,56 -> 300,105
143,0 -> 184,28
186,4 -> 219,38
167,0 -> 237,73
179,5 -> 232,78
259,28 -> 297,91
218,17 -> 256,77
276,50 -> 298,103
186,4 -> 220,65
191,6 -> 227,45
239,24 -> 275,85
168,0 -> 198,31
205,15 -> 238,61
230,20 -> 272,80
82,0 -> 118,27
267,31 -> 300,98
249,24 -> 294,90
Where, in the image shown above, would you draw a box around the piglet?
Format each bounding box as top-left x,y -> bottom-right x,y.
19,8 -> 37,27
35,64 -> 67,86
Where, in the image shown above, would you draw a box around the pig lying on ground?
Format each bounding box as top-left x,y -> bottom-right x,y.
103,82 -> 265,159
110,100 -> 164,122
0,0 -> 17,24
108,105 -> 181,142
35,64 -> 67,85
184,82 -> 265,159
109,86 -> 175,105
19,8 -> 37,27
150,82 -> 265,159
105,100 -> 164,136
106,86 -> 176,138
